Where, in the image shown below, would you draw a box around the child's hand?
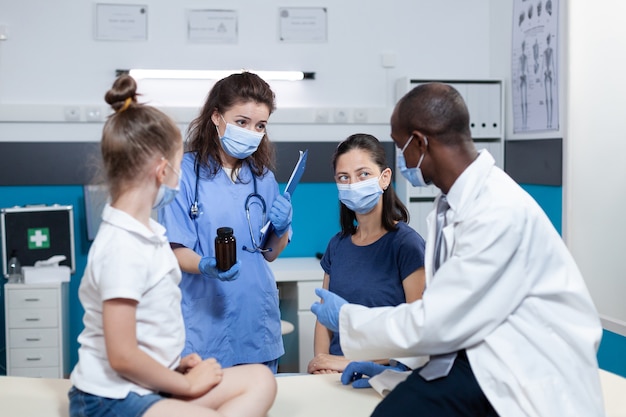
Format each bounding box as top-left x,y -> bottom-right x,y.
183,358 -> 223,397
176,353 -> 202,374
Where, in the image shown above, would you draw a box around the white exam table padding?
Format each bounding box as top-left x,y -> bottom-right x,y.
0,370 -> 625,417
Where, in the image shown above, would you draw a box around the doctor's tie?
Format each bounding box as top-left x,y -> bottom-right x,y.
419,195 -> 458,381
433,195 -> 449,271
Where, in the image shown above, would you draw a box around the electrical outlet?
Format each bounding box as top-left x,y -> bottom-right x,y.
86,107 -> 102,122
333,109 -> 349,123
353,109 -> 368,123
381,52 -> 396,68
64,106 -> 81,122
314,109 -> 329,123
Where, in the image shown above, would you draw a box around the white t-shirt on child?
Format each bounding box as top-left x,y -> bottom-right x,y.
70,204 -> 184,398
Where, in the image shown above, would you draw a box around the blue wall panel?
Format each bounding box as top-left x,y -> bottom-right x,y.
279,182 -> 339,258
598,330 -> 626,377
520,184 -> 562,234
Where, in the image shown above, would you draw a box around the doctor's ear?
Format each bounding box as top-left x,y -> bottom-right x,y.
411,131 -> 429,149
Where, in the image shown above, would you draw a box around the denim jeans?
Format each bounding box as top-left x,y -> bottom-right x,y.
68,387 -> 163,417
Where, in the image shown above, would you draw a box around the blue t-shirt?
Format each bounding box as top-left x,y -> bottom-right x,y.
320,221 -> 426,355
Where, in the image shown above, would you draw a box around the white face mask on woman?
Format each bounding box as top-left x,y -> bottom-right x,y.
336,175 -> 384,214
217,115 -> 265,159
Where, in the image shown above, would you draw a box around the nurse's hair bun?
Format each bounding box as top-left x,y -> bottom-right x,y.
104,74 -> 139,113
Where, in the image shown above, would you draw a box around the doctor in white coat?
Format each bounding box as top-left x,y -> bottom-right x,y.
312,82 -> 605,417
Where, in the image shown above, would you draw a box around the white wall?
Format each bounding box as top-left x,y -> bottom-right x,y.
566,3 -> 626,334
0,0 -> 496,144
0,1 -> 491,106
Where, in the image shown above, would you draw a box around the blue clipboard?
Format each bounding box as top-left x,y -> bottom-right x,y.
260,149 -> 308,245
284,149 -> 308,198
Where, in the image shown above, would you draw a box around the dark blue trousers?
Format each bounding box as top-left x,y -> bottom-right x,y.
371,351 -> 499,417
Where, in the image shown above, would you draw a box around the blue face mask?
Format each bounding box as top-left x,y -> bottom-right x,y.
153,161 -> 180,210
336,175 -> 383,214
153,184 -> 180,210
398,135 -> 430,187
217,116 -> 265,159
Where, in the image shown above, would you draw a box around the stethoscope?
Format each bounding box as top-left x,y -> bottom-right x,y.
243,182 -> 271,253
189,157 -> 271,253
189,158 -> 201,220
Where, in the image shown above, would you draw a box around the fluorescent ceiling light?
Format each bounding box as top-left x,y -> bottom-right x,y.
116,69 -> 315,81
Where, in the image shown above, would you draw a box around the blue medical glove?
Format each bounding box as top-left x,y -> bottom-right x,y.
198,257 -> 240,281
310,288 -> 347,333
341,361 -> 410,389
269,192 -> 292,237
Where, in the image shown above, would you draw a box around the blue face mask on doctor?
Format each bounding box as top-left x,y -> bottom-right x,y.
397,134 -> 431,187
337,174 -> 384,214
217,115 -> 265,159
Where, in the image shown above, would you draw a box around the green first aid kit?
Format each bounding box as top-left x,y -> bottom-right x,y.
1,205 -> 75,278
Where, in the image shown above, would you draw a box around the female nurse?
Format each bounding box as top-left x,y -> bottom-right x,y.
159,72 -> 292,373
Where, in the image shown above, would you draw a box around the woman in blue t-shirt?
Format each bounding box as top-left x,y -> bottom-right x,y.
308,133 -> 426,374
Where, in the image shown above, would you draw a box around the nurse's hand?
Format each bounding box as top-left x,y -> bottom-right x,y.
269,192 -> 292,237
198,257 -> 241,281
310,288 -> 347,333
341,361 -> 410,389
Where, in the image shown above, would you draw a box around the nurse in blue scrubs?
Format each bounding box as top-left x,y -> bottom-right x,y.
159,72 -> 292,373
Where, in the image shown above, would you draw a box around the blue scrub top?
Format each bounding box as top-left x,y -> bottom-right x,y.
159,152 -> 284,367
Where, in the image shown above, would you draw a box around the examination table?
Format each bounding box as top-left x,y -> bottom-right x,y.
0,370 -> 625,416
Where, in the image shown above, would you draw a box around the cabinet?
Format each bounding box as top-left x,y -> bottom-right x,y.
296,280 -> 323,373
271,258 -> 323,373
394,78 -> 505,237
4,282 -> 69,378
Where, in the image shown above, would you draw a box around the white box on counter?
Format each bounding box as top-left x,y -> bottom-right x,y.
22,265 -> 71,283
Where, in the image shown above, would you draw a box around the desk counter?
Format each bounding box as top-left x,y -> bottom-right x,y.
269,257 -> 323,282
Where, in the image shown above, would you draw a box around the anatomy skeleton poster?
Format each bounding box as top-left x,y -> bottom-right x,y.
511,0 -> 559,133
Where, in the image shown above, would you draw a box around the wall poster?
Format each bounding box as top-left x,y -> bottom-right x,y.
511,0 -> 559,133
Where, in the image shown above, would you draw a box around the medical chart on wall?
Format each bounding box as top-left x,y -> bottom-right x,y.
511,0 -> 559,133
187,9 -> 238,44
94,4 -> 148,41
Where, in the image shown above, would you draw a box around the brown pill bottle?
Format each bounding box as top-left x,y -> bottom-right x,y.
215,227 -> 237,271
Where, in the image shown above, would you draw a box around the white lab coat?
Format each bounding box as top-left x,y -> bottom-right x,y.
339,150 -> 605,417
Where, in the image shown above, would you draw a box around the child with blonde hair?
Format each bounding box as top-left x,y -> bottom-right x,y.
68,74 -> 277,417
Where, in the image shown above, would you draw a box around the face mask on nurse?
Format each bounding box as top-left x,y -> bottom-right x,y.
337,174 -> 384,214
397,134 -> 431,187
217,115 -> 265,159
